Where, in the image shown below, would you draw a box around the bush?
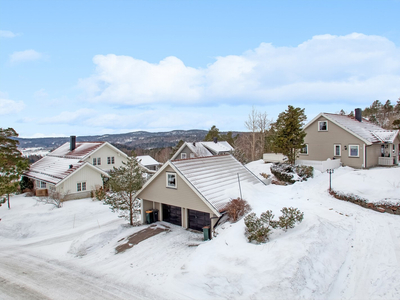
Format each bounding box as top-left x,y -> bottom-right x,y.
244,210 -> 276,243
93,185 -> 106,201
226,197 -> 251,222
271,163 -> 313,184
244,207 -> 304,243
277,207 -> 304,231
295,165 -> 313,181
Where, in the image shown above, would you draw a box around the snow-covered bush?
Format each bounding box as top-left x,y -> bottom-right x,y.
244,208 -> 304,243
92,185 -> 106,201
226,197 -> 251,222
244,210 -> 277,243
277,207 -> 304,231
271,163 -> 313,184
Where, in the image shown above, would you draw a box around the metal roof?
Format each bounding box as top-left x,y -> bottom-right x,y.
171,155 -> 263,212
49,142 -> 105,159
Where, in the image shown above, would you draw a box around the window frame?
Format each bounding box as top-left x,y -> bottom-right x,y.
93,158 -> 97,165
181,153 -> 187,159
334,144 -> 341,157
97,157 -> 101,165
318,121 -> 328,131
77,181 -> 87,192
300,144 -> 308,155
40,181 -> 47,189
166,172 -> 177,189
348,145 -> 359,157
107,156 -> 115,164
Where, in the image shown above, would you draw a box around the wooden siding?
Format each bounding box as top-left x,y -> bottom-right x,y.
300,115 -> 365,168
83,144 -> 127,171
58,164 -> 104,197
138,165 -> 214,214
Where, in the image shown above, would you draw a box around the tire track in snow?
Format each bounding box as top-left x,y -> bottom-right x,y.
0,249 -> 161,300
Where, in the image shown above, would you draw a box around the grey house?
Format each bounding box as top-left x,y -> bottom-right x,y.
136,155 -> 264,232
299,109 -> 400,169
171,140 -> 234,160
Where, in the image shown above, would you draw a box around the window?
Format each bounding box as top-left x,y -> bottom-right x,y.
300,144 -> 308,155
190,153 -> 195,158
181,153 -> 187,159
349,145 -> 359,157
40,181 -> 46,188
93,158 -> 97,165
166,172 -> 177,188
97,157 -> 101,165
334,144 -> 341,156
107,156 -> 115,164
77,182 -> 87,192
318,121 -> 328,131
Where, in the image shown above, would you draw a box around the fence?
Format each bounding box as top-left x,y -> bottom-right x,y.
295,158 -> 341,172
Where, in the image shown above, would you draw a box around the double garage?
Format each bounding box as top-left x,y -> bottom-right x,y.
162,204 -> 211,232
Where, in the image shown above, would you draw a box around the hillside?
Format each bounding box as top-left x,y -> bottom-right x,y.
1,163 -> 399,299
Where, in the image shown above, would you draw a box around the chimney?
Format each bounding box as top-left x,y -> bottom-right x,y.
213,137 -> 218,143
355,108 -> 362,122
70,136 -> 76,151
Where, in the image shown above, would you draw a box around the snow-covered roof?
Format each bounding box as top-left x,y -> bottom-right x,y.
171,155 -> 263,213
306,113 -> 399,145
136,155 -> 161,167
201,141 -> 234,154
24,156 -> 85,185
24,141 -> 112,185
185,142 -> 213,157
49,142 -> 105,159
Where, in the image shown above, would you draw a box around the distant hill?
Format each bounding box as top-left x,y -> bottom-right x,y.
16,130 -> 241,150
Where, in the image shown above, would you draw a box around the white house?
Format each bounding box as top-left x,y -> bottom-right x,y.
24,136 -> 130,200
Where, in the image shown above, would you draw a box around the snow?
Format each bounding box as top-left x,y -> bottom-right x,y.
19,147 -> 50,157
1,163 -> 400,299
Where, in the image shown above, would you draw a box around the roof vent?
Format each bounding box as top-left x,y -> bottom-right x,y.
69,164 -> 73,169
355,108 -> 362,122
70,135 -> 76,151
193,142 -> 196,146
213,137 -> 218,143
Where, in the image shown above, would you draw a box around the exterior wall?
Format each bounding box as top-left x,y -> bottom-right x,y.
138,165 -> 217,228
57,165 -> 104,199
366,144 -> 381,168
177,145 -> 194,159
83,144 -> 127,172
300,116 -> 366,168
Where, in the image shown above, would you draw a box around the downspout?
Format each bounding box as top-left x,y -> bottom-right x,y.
363,144 -> 367,169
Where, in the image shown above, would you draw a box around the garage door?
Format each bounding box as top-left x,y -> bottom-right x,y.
188,209 -> 211,232
162,204 -> 182,226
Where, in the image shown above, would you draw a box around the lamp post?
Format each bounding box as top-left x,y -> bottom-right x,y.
327,169 -> 334,191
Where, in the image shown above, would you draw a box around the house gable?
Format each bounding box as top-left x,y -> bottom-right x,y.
136,164 -> 217,215
82,142 -> 128,171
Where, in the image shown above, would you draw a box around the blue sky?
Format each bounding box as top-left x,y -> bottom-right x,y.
1,0 -> 400,138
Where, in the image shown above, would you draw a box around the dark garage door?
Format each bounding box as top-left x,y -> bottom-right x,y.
188,209 -> 211,232
162,204 -> 182,226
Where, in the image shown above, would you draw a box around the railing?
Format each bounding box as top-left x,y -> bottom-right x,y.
378,157 -> 394,166
295,158 -> 341,172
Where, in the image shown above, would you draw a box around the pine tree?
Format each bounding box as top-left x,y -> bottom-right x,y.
0,128 -> 29,209
270,106 -> 307,165
103,156 -> 144,226
204,125 -> 221,141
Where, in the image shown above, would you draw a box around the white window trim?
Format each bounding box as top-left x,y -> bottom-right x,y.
300,144 -> 308,155
166,172 -> 177,189
107,156 -> 115,164
348,145 -> 359,157
93,158 -> 97,165
181,153 -> 187,159
318,121 -> 328,131
77,181 -> 87,192
97,157 -> 101,165
334,144 -> 341,157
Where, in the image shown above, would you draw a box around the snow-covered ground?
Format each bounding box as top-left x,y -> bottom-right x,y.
19,147 -> 51,157
1,161 -> 400,299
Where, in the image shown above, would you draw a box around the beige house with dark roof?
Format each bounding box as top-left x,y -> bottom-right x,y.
299,109 -> 400,169
136,155 -> 264,232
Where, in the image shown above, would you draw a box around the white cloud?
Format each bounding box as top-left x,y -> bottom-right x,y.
39,108 -> 97,124
34,88 -> 48,98
0,30 -> 17,38
0,98 -> 25,115
79,33 -> 400,106
10,49 -> 43,63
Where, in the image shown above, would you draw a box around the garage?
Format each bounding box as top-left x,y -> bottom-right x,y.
188,209 -> 211,232
162,204 -> 182,226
